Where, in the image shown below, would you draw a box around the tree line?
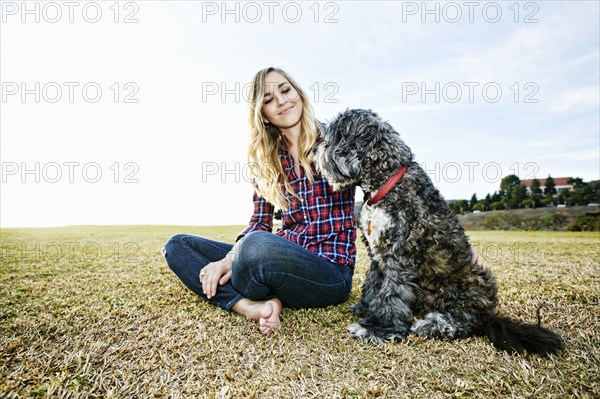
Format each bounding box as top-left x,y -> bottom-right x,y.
449,175 -> 600,214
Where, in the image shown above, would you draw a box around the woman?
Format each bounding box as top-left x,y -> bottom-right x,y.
163,67 -> 357,334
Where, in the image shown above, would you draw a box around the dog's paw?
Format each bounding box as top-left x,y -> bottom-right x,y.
347,323 -> 407,344
348,323 -> 389,344
410,311 -> 457,339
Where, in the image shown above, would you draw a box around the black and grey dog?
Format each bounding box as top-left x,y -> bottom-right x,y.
315,108 -> 564,356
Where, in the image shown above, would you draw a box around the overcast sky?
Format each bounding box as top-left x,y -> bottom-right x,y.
1,0 -> 599,227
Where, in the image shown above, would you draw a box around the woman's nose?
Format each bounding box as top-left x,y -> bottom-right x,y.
275,92 -> 287,105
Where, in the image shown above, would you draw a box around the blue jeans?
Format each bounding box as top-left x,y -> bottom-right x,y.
162,230 -> 354,311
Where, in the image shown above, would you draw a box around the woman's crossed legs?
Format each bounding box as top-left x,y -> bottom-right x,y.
162,230 -> 353,334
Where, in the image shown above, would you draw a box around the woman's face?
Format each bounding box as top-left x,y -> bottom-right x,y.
261,71 -> 303,129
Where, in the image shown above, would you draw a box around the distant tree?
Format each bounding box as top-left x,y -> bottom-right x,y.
544,175 -> 557,195
452,202 -> 465,214
587,180 -> 600,203
500,175 -> 523,209
568,177 -> 585,190
490,201 -> 503,211
469,193 -> 478,211
491,191 -> 502,204
454,199 -> 470,214
500,175 -> 521,195
521,198 -> 534,209
557,188 -> 570,205
566,177 -> 590,206
514,184 -> 528,208
530,178 -> 542,208
541,193 -> 556,207
530,178 -> 542,194
477,193 -> 491,211
568,186 -> 582,205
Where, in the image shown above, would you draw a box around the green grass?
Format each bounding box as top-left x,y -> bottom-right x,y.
1,226 -> 598,398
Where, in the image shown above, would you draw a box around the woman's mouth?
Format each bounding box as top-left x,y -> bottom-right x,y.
279,105 -> 294,115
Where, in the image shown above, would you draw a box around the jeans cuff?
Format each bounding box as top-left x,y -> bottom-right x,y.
224,293 -> 245,312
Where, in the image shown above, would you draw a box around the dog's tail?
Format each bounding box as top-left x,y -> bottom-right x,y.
480,312 -> 564,356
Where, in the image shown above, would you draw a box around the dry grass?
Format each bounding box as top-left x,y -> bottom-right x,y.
1,226 -> 598,398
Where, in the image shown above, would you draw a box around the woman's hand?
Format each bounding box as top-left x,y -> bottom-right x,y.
199,251 -> 234,299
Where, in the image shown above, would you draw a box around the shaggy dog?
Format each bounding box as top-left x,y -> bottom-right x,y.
315,108 -> 564,356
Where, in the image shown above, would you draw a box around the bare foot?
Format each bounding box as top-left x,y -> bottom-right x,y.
232,298 -> 282,335
258,299 -> 282,335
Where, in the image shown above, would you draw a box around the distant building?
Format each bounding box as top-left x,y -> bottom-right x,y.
521,177 -> 573,193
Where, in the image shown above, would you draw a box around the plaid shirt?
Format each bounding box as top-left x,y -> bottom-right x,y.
236,132 -> 357,268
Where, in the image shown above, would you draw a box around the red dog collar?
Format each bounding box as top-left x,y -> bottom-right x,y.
365,165 -> 409,206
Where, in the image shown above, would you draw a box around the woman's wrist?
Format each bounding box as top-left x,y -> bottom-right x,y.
223,250 -> 234,269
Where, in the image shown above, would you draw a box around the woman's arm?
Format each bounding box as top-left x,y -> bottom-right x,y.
234,190 -> 275,242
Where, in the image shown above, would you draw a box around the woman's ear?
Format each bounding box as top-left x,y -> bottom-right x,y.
262,116 -> 271,125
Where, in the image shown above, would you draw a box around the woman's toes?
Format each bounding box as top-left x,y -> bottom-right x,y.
258,300 -> 281,335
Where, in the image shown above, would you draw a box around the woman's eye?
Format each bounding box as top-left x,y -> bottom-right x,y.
264,98 -> 272,104
282,87 -> 290,93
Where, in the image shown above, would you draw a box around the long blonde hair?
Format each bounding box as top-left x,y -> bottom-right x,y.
246,67 -> 319,210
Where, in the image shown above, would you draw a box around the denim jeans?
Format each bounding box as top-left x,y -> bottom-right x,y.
162,230 -> 354,311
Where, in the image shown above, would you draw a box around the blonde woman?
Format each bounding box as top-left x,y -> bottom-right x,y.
163,67 -> 357,334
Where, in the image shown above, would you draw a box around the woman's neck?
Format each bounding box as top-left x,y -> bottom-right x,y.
280,124 -> 301,149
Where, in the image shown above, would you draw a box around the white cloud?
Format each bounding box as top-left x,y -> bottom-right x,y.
549,85 -> 600,114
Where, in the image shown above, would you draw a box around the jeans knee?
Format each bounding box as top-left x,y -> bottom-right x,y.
162,233 -> 188,257
234,230 -> 274,266
232,230 -> 275,283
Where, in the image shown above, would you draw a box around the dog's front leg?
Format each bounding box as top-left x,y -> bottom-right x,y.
350,258 -> 380,317
348,259 -> 415,344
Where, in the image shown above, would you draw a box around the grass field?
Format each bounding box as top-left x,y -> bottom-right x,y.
1,226 -> 598,398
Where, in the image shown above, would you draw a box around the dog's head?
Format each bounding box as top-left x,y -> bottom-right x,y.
315,108 -> 413,191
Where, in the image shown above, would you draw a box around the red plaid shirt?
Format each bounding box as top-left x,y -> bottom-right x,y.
236,132 -> 357,268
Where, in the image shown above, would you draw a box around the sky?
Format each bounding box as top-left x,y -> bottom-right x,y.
1,0 -> 599,228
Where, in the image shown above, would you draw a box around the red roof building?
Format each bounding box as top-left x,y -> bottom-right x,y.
521,177 -> 573,192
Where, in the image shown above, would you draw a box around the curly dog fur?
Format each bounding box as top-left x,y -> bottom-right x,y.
315,108 -> 564,356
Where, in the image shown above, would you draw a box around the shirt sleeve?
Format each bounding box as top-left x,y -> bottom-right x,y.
235,190 -> 275,242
